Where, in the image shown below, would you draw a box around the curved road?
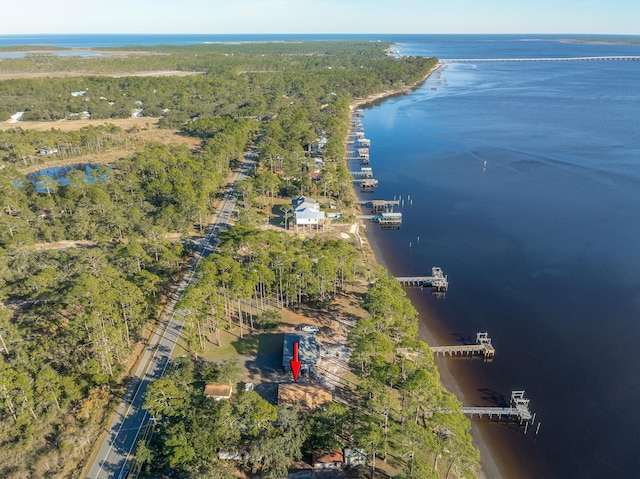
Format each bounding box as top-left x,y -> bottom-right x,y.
86,156 -> 254,479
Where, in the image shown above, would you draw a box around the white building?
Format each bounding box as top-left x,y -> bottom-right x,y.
291,196 -> 325,230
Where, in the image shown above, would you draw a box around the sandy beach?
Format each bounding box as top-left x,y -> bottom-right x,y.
347,63 -> 502,479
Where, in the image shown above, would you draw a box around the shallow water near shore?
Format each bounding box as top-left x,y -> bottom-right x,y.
359,37 -> 640,478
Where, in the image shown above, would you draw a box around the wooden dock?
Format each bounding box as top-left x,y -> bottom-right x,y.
462,391 -> 537,430
350,167 -> 374,178
431,332 -> 495,359
357,148 -> 370,162
395,267 -> 448,291
358,212 -> 402,229
377,212 -> 402,229
358,179 -> 378,192
358,199 -> 400,212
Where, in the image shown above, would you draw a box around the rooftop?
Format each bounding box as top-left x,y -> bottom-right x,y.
283,332 -> 320,373
312,450 -> 344,465
203,382 -> 233,399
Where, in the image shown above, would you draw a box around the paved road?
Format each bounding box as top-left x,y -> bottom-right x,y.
86,157 -> 254,479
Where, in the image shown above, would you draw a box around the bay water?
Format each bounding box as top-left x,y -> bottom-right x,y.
361,36 -> 640,478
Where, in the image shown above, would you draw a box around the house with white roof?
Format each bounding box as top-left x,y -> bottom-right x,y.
291,196 -> 325,231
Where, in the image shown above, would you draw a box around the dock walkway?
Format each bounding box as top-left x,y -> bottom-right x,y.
396,267 -> 448,291
462,391 -> 534,423
358,212 -> 403,229
431,332 -> 495,359
358,199 -> 400,212
350,168 -> 374,178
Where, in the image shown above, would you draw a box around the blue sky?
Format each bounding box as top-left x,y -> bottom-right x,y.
2,0 -> 639,35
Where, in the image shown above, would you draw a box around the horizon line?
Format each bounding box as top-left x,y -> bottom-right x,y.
2,32 -> 640,36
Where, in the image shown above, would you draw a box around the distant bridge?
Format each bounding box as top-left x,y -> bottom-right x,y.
442,56 -> 640,63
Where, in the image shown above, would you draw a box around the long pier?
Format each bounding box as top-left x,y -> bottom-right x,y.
431,332 -> 495,360
395,267 -> 448,291
462,391 -> 538,432
443,56 -> 640,64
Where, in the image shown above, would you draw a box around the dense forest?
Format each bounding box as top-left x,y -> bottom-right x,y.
0,41 -> 477,479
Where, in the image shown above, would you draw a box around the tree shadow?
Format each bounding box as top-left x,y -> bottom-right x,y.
234,332 -> 284,382
288,298 -> 363,330
254,381 -> 280,404
451,332 -> 474,345
231,335 -> 260,355
477,388 -> 509,407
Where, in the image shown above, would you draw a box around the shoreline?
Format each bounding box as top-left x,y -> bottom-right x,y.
349,62 -> 442,112
346,63 -> 501,479
358,225 -> 501,479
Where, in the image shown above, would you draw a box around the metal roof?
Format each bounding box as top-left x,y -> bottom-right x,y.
283,332 -> 320,373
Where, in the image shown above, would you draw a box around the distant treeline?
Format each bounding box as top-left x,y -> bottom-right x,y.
0,41 -> 436,125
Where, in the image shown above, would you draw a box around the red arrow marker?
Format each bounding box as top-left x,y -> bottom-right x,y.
290,341 -> 301,382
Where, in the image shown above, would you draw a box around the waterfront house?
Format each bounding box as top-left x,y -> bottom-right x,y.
292,196 -> 325,230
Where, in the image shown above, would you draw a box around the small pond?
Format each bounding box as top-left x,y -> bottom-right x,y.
26,163 -> 111,192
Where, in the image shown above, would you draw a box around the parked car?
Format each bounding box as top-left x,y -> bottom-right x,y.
296,325 -> 320,332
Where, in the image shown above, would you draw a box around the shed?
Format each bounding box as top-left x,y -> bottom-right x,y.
344,448 -> 367,468
203,382 -> 232,400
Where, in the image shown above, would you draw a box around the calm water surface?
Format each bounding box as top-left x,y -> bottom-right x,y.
361,37 -> 640,478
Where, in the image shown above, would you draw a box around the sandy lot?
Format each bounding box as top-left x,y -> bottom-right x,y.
0,116 -> 161,132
